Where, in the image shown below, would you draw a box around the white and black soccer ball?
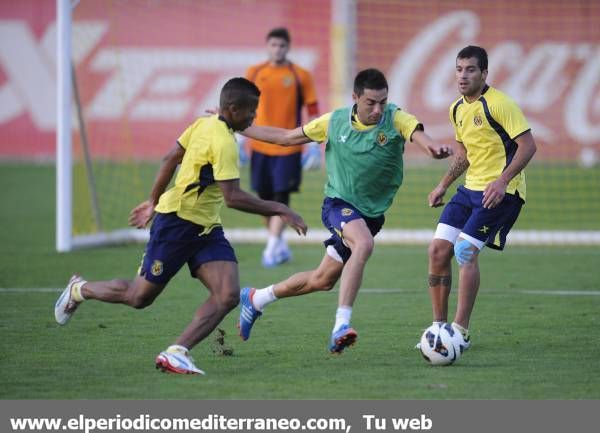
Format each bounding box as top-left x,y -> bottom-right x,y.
419,323 -> 463,366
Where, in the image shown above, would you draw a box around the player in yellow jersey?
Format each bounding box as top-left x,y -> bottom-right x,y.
54,78 -> 307,375
420,46 -> 537,357
246,27 -> 320,268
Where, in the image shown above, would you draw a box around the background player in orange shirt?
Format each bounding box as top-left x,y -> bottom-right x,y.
246,27 -> 320,268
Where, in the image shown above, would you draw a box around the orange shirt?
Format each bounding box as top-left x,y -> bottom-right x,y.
246,62 -> 318,156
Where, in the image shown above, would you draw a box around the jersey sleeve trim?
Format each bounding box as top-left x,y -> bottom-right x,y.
511,128 -> 531,141
451,99 -> 464,125
214,176 -> 240,182
408,123 -> 424,141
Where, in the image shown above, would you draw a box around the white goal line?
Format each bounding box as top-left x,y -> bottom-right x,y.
70,228 -> 600,249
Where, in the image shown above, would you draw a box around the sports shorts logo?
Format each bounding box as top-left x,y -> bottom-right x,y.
478,225 -> 489,234
473,114 -> 483,127
151,260 -> 164,276
341,208 -> 354,216
376,132 -> 388,146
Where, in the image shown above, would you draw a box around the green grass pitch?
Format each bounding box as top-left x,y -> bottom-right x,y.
0,162 -> 599,399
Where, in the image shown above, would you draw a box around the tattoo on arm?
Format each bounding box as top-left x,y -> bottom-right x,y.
446,153 -> 469,183
428,274 -> 452,289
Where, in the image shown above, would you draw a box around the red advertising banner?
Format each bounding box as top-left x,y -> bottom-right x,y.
0,0 -> 330,159
357,0 -> 600,161
1,0 -> 598,162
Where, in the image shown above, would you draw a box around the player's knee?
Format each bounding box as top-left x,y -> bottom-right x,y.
429,240 -> 453,265
216,289 -> 240,312
314,276 -> 337,292
308,271 -> 337,292
213,287 -> 240,311
454,239 -> 477,267
129,292 -> 154,309
126,279 -> 159,309
351,237 -> 374,259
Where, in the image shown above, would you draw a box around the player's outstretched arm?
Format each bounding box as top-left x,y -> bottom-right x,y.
241,125 -> 311,146
411,130 -> 453,159
482,130 -> 537,209
128,143 -> 185,228
218,179 -> 308,235
428,141 -> 469,208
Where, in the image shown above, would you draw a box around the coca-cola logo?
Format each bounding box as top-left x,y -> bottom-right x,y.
388,10 -> 600,149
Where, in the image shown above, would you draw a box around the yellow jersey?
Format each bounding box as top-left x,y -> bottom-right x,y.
155,115 -> 239,231
449,85 -> 530,199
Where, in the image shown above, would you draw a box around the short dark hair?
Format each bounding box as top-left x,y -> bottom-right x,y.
266,27 -> 291,44
219,77 -> 260,109
457,45 -> 488,71
353,68 -> 388,96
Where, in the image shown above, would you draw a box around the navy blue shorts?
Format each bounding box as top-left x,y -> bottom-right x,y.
138,212 -> 237,284
321,197 -> 385,263
439,185 -> 524,250
250,151 -> 302,196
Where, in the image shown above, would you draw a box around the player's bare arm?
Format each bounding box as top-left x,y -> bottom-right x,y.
411,129 -> 453,159
428,141 -> 469,207
241,125 -> 311,146
128,143 -> 185,228
218,179 -> 308,235
483,130 -> 537,209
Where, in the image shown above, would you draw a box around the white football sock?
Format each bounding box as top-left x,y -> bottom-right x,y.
333,306 -> 352,333
252,285 -> 278,311
276,236 -> 289,254
451,322 -> 469,338
264,235 -> 279,256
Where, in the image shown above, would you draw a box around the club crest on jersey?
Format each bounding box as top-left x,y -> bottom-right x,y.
376,132 -> 388,146
341,208 -> 354,217
473,114 -> 483,127
151,260 -> 164,276
282,75 -> 294,87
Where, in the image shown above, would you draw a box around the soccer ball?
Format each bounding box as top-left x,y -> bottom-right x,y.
419,323 -> 463,366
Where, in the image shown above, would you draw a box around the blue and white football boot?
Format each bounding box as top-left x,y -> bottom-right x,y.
238,287 -> 262,341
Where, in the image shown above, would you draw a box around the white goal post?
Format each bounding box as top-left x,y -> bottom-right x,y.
55,0 -> 156,251
56,0 -> 600,252
56,0 -> 72,252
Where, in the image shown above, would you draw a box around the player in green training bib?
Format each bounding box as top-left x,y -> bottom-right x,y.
322,102 -> 411,218
237,68 -> 453,353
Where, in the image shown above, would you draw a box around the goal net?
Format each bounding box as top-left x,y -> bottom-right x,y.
56,0 -> 599,251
